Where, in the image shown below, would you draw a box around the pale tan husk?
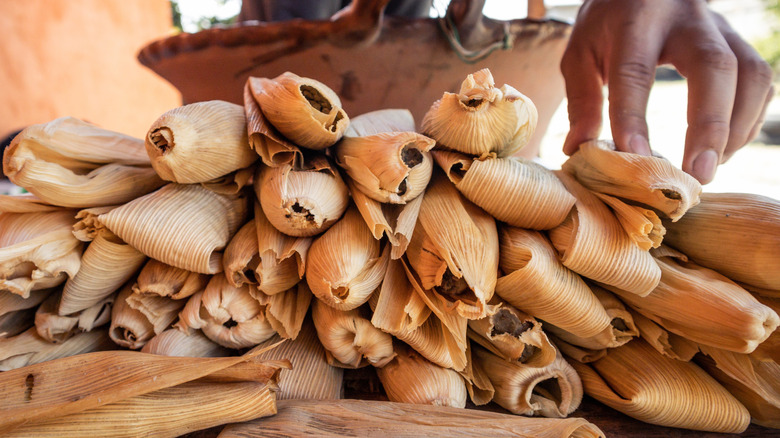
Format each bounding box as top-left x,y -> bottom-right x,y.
562,140 -> 701,221
252,282 -> 312,340
594,192 -> 665,250
133,258 -> 209,300
35,292 -> 113,343
0,327 -> 113,371
126,290 -> 187,336
345,109 -> 416,137
110,284 -> 155,349
2,117 -> 165,207
0,194 -> 59,213
141,328 -> 231,358
434,150 -> 575,229
71,205 -> 117,242
100,183 -> 248,274
252,202 -> 311,295
630,309 -> 699,361
244,80 -> 303,168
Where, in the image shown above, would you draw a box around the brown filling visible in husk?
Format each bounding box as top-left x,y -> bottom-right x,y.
401,144 -> 424,168
611,317 -> 628,332
660,189 -> 682,200
439,269 -> 470,297
301,84 -> 343,132
397,178 -> 408,196
490,308 -> 534,338
518,345 -> 538,363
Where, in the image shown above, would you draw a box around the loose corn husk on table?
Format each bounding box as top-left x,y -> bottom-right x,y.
2,117 -> 165,208
663,192 -> 780,291
571,338 -> 751,433
421,68 -> 538,158
0,210 -> 83,298
100,183 -> 248,274
562,140 -> 702,221
132,258 -> 209,300
145,100 -> 257,184
434,150 -> 575,230
495,226 -> 611,338
35,292 -> 113,343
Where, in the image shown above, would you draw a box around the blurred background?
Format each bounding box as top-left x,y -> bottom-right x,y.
1,0 -> 778,197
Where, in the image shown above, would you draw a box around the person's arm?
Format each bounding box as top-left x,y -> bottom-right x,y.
561,0 -> 774,184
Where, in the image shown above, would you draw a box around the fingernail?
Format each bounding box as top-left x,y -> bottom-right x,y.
628,134 -> 651,155
692,149 -> 718,184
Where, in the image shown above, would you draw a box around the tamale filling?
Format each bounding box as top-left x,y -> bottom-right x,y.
518,345 -> 538,363
611,317 -> 628,332
490,308 -> 534,338
397,178 -> 408,196
400,145 -> 423,168
660,189 -> 682,200
438,269 -> 470,297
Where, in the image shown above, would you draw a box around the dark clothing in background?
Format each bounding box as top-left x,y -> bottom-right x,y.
239,0 -> 434,22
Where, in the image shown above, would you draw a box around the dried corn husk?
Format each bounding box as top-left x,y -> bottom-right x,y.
224,218 -> 261,288
110,283 -> 155,349
474,345 -> 583,418
663,192 -> 780,291
249,73 -> 349,150
58,229 -> 146,315
630,309 -> 699,361
434,150 -> 575,229
751,294 -> 780,363
0,327 -> 113,371
218,399 -> 606,438
468,297 -> 556,368
594,192 -> 665,250
126,291 -> 186,336
252,282 -> 312,340
377,341 -> 467,408
100,183 -> 248,274
306,205 -> 389,310
549,170 -> 661,296
345,109 -> 416,137
496,226 -> 611,338
562,140 -> 701,221
2,117 -> 165,207
176,274 -> 276,349
696,345 -> 780,428
141,328 -> 231,357
251,202 -> 311,295
250,319 -> 344,400
0,194 -> 59,213
0,348 -> 285,432
406,170 -> 498,319
200,165 -> 256,195
256,156 -> 349,237
132,259 -> 209,300
457,342 -> 495,405
145,100 -> 257,184
0,210 -> 82,298
1,308 -> 35,338
421,68 -> 538,158
244,80 -> 303,168
71,205 -> 117,241
548,335 -> 608,364
544,285 -> 638,350
35,292 -> 113,343
312,298 -> 395,368
335,131 -> 434,204
605,246 -> 779,354
571,338 -> 750,433
371,259 -> 466,371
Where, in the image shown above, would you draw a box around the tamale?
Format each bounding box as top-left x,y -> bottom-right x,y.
141,328 -> 231,358
243,80 -> 303,168
36,292 -> 113,343
132,258 -> 209,300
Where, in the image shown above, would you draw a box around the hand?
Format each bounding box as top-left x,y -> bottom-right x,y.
561,0 -> 774,184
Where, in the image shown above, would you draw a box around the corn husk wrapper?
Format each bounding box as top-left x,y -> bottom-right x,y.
141,328 -> 231,357
0,327 -> 113,371
751,294 -> 780,363
100,183 -> 248,274
474,345 -> 582,418
0,210 -> 82,298
371,258 -> 466,371
71,205 -> 116,242
306,205 -> 389,310
58,229 -> 146,315
696,345 -> 780,428
496,226 -> 611,338
200,165 -> 256,195
110,283 -> 155,349
133,258 -> 209,300
421,68 -> 538,158
548,334 -> 607,364
126,291 -> 186,336
544,285 -> 638,350
249,73 -> 349,150
562,140 -> 701,221
628,308 -> 698,361
348,177 -> 423,260
250,319 -> 344,400
345,109 -> 416,137
549,170 -> 661,296
406,171 -> 498,319
335,131 -> 434,204
377,341 -> 467,408
251,282 -> 312,340
605,247 -> 779,354
244,80 -> 303,168
457,342 -> 495,405
256,156 -> 349,237
468,297 -> 556,368
35,292 -> 113,343
571,338 -> 750,433
594,192 -> 665,250
2,117 -> 165,207
0,194 -> 59,213
145,100 -> 257,184
434,151 -> 575,230
0,308 -> 36,338
219,399 -> 606,438
663,192 -> 780,291
176,275 -> 276,349
0,348 -> 286,432
0,287 -> 51,317
312,298 -> 395,368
